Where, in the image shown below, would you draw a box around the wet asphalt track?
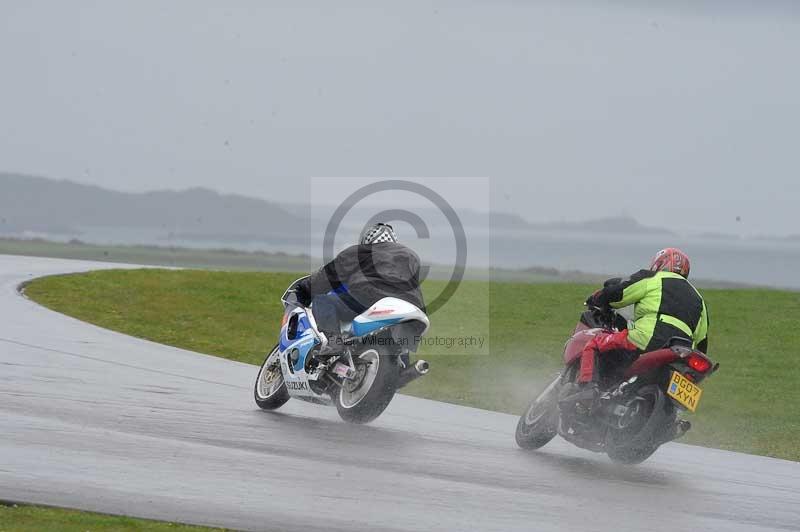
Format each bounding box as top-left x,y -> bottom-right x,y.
0,255 -> 799,532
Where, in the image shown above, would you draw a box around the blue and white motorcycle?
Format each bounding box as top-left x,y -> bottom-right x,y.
254,277 -> 431,423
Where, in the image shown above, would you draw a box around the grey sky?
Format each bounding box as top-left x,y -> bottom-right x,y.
1,1 -> 798,235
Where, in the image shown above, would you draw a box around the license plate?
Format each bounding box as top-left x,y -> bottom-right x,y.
667,371 -> 703,412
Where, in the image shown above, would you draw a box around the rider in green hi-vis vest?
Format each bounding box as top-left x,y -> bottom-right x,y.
576,248 -> 709,407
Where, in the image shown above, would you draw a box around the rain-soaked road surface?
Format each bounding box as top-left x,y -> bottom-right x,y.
1,255 -> 798,532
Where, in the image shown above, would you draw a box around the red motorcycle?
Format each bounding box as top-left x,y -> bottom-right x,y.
515,305 -> 719,464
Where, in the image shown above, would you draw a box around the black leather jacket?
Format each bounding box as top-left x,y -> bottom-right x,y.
297,243 -> 425,312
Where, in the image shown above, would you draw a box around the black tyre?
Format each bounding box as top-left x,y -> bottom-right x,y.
515,375 -> 560,450
335,347 -> 398,424
254,345 -> 290,410
605,384 -> 667,465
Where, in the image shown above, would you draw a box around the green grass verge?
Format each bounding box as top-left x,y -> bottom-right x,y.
24,269 -> 800,461
0,503 -> 226,531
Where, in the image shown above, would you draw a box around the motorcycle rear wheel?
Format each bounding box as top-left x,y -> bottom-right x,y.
515,375 -> 560,450
605,384 -> 666,465
335,347 -> 398,424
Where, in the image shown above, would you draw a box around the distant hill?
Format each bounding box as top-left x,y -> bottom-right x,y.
527,216 -> 674,235
754,233 -> 800,243
0,173 -> 672,241
0,173 -> 307,239
481,212 -> 673,235
302,203 -> 672,235
487,213 -> 673,235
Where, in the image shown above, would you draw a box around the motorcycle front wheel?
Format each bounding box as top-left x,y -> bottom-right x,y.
515,374 -> 560,450
335,347 -> 398,424
254,345 -> 291,410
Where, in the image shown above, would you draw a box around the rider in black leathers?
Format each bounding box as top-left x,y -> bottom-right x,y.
295,223 -> 425,338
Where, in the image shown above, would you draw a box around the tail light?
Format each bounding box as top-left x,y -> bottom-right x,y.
687,353 -> 712,373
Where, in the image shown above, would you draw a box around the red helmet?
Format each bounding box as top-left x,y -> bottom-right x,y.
650,248 -> 691,278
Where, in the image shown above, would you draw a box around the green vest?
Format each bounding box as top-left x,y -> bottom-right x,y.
609,271 -> 709,352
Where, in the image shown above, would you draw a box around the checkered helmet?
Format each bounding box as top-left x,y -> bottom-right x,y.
360,223 -> 398,245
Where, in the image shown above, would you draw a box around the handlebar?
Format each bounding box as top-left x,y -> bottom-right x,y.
582,304 -> 627,331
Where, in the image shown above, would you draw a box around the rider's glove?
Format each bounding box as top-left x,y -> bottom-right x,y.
295,283 -> 312,306
585,289 -> 603,308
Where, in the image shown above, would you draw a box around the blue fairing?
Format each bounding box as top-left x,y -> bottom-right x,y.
291,336 -> 317,372
297,314 -> 312,336
279,312 -> 312,351
352,316 -> 404,337
279,332 -> 291,352
280,311 -> 318,371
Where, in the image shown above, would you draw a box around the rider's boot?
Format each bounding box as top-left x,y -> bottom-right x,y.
315,332 -> 340,358
575,382 -> 600,416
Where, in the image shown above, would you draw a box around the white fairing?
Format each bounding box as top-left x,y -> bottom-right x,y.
352,297 -> 430,337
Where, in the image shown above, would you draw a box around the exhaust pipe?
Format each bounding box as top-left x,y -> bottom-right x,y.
397,360 -> 430,388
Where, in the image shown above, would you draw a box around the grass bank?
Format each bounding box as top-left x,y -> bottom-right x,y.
0,503 -> 225,531
24,269 -> 800,461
